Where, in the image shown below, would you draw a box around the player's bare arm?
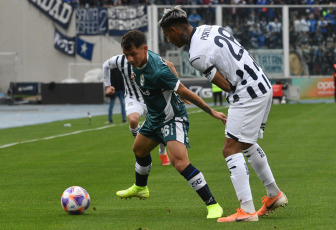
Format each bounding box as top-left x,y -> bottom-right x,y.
176,82 -> 226,124
212,71 -> 232,92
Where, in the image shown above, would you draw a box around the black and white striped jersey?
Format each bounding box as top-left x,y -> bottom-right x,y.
103,54 -> 143,102
189,25 -> 272,104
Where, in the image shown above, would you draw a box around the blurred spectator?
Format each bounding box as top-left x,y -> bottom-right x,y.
203,7 -> 215,25
267,17 -> 282,33
248,24 -> 262,48
318,16 -> 328,39
266,18 -> 282,48
304,0 -> 315,4
300,15 -> 310,33
308,13 -> 317,38
188,10 -> 201,28
293,14 -> 301,33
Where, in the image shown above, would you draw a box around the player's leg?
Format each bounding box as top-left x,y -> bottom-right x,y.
128,112 -> 141,137
164,120 -> 222,219
118,91 -> 126,123
132,132 -> 159,186
108,96 -> 116,123
217,138 -> 258,223
218,103 -> 258,222
125,98 -> 170,165
125,97 -> 143,137
116,124 -> 159,199
242,92 -> 287,216
158,143 -> 170,165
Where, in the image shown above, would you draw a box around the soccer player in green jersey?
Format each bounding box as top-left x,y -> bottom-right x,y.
116,30 -> 227,219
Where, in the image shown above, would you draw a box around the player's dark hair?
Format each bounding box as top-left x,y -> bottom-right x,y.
159,5 -> 189,30
121,30 -> 147,51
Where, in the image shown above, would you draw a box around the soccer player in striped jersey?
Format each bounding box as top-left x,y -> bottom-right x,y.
159,6 -> 288,222
116,30 -> 227,219
103,55 -> 170,165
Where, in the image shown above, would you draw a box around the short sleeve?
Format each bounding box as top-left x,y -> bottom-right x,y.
189,55 -> 217,82
155,65 -> 179,91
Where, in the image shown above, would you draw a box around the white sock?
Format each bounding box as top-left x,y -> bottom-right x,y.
226,153 -> 255,213
241,200 -> 256,214
129,125 -> 140,138
243,143 -> 280,198
158,143 -> 166,155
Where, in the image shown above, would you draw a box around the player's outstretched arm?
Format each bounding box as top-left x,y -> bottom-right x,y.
176,83 -> 226,124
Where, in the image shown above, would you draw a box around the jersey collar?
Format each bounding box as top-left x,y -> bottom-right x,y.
189,27 -> 197,46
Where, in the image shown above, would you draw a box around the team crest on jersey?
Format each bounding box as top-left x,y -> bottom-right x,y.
140,74 -> 145,86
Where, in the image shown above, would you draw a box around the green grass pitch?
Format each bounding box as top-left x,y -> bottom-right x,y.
0,103 -> 335,229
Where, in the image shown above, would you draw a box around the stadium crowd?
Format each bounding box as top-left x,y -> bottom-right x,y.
74,0 -> 336,7
67,0 -> 336,76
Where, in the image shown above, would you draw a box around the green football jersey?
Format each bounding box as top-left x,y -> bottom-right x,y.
133,50 -> 188,125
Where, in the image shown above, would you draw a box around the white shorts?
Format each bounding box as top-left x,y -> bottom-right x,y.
225,90 -> 273,144
125,96 -> 147,117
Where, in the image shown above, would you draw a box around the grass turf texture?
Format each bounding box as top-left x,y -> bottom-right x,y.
0,103 -> 335,229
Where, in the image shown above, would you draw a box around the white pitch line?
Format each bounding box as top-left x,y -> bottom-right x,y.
0,124 -> 120,149
0,109 -> 211,149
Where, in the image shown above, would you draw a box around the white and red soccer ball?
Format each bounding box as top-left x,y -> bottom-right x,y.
61,186 -> 90,214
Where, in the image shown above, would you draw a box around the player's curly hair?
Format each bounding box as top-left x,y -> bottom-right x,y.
121,30 -> 147,51
159,5 -> 189,30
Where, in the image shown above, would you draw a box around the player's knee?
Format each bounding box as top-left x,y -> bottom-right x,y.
172,159 -> 189,173
222,146 -> 236,158
128,119 -> 138,129
133,145 -> 144,157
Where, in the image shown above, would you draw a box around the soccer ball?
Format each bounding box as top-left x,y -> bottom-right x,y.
61,186 -> 90,215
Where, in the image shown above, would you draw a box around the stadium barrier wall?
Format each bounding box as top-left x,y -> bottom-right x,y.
41,83 -> 104,104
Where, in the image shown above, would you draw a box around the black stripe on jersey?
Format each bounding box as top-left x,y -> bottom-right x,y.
247,86 -> 257,99
258,83 -> 267,94
253,62 -> 260,71
229,81 -> 236,93
244,64 -> 258,80
233,94 -> 240,103
116,56 -> 130,97
237,70 -> 247,85
262,74 -> 271,89
236,69 -> 244,78
119,55 -> 134,98
127,59 -> 141,102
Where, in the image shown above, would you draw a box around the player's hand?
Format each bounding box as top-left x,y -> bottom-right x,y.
105,86 -> 115,96
211,109 -> 227,125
